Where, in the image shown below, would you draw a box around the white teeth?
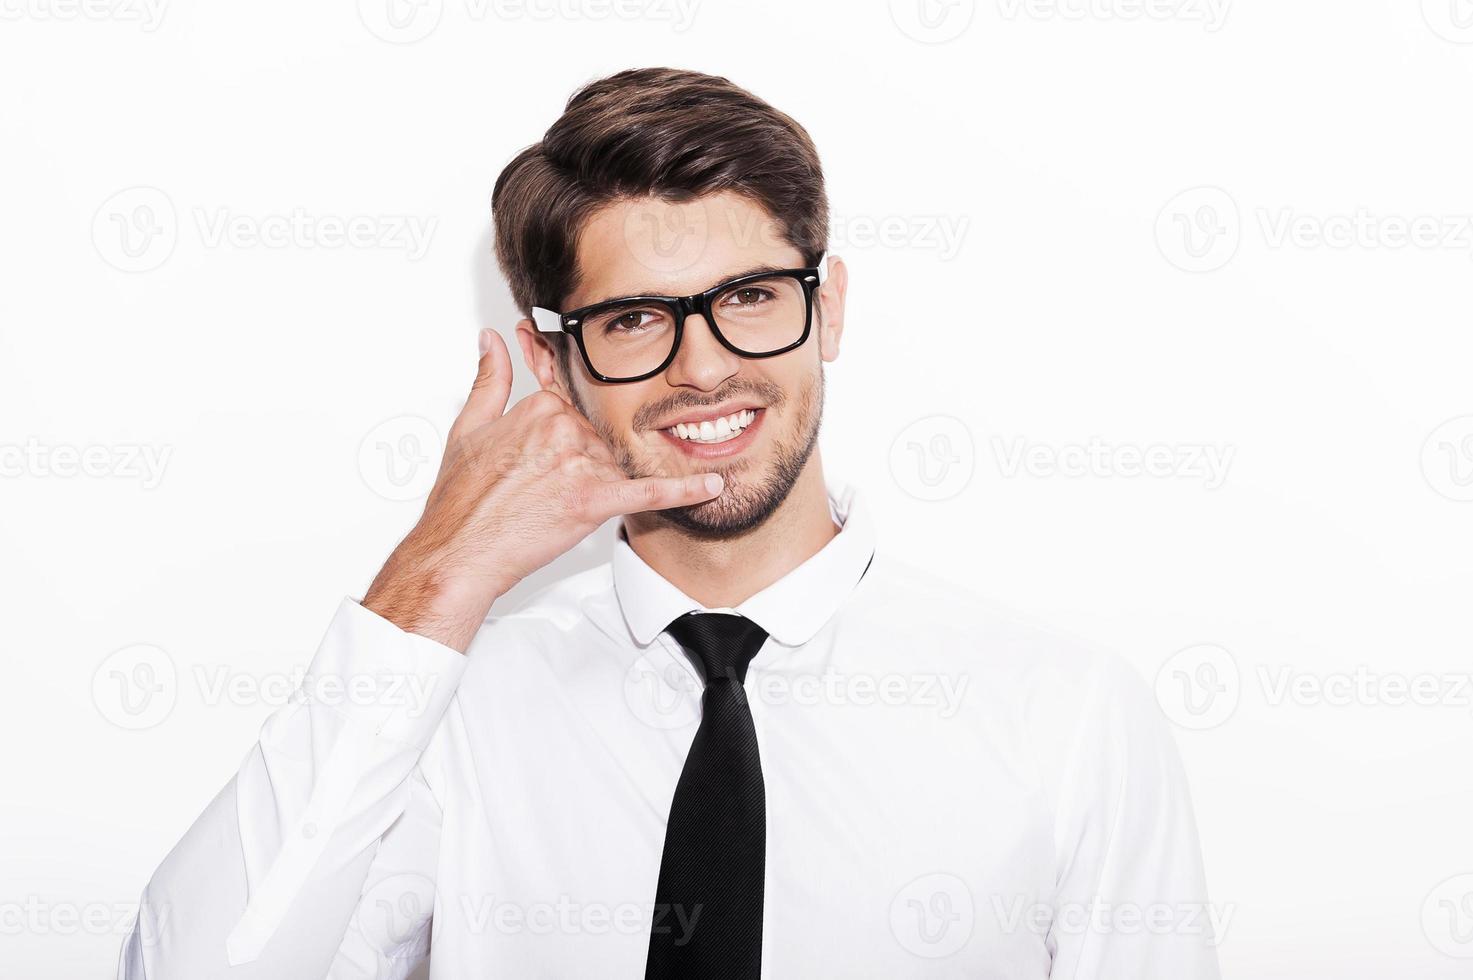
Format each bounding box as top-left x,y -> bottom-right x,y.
667,409 -> 756,444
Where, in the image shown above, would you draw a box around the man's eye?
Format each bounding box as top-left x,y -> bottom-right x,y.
604,309 -> 658,333
723,287 -> 773,308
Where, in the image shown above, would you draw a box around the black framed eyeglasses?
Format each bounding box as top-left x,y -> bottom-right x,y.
530,253 -> 829,384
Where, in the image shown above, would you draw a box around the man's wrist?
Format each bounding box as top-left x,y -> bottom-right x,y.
362,553 -> 508,654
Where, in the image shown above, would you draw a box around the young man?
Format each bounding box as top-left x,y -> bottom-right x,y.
120,68 -> 1221,979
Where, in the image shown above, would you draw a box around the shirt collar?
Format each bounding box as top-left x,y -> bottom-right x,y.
611,477 -> 876,648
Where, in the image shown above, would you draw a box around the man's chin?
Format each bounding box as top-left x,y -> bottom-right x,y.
656,481 -> 786,540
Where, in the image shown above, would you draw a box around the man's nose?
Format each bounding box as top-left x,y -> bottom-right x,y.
663,311 -> 742,390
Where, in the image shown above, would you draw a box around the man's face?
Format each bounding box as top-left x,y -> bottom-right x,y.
517,190 -> 846,539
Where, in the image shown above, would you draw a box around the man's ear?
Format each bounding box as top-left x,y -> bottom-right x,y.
816,255 -> 848,362
515,318 -> 574,399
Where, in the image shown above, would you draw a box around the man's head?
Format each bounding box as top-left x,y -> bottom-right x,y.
493,67 -> 848,540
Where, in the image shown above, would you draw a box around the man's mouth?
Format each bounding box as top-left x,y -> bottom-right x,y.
664,408 -> 757,445
653,403 -> 767,459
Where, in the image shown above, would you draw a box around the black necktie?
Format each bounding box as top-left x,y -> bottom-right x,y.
645,612 -> 770,980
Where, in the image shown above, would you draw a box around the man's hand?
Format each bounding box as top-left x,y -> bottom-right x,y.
362,328 -> 722,652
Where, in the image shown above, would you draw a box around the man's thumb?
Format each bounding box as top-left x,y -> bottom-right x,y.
461,328 -> 513,426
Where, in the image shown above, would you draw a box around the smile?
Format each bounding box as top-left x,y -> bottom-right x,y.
665,409 -> 757,444
656,406 -> 766,459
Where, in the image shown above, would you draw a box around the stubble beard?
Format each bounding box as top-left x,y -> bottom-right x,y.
570,366 -> 825,541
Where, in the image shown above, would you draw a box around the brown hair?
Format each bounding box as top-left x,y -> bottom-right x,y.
491,67 -> 828,331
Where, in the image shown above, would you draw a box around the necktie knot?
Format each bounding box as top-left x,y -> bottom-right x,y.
664,612 -> 769,686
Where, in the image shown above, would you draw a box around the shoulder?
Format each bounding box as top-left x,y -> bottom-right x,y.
854,550 -> 1148,698
853,551 -> 1172,768
850,552 -> 1183,810
465,560 -> 620,655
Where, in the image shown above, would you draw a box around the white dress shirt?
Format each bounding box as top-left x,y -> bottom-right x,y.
119,478 -> 1221,979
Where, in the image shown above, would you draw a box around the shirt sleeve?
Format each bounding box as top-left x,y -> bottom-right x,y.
1045,653 -> 1223,980
117,596 -> 468,980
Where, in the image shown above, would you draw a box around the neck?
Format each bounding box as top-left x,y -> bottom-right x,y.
622,454 -> 839,609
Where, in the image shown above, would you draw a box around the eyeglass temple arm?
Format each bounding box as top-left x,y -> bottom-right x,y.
530,250 -> 830,335
811,250 -> 831,285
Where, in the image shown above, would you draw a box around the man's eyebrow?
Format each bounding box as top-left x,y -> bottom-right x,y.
583,262 -> 797,308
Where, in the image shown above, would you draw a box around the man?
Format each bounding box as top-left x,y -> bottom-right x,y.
119,67 -> 1221,979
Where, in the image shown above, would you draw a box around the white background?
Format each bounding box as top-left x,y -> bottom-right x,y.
4,0 -> 1473,976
